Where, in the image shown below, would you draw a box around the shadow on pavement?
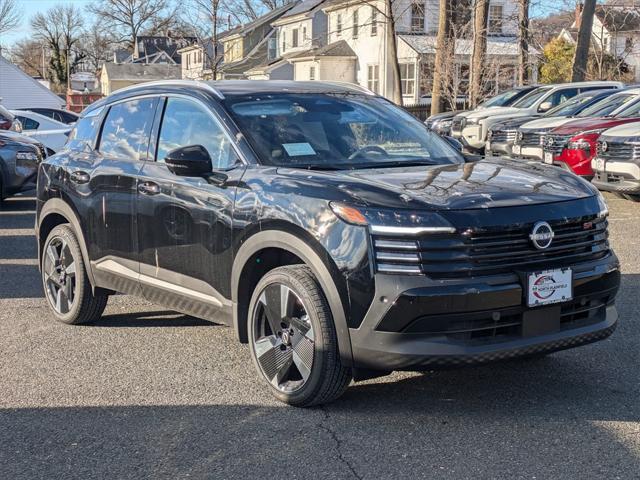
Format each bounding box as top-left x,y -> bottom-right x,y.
88,310 -> 217,328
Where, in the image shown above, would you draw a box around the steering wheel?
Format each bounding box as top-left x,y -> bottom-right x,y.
348,145 -> 388,161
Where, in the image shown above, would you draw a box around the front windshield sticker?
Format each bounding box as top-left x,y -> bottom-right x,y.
283,143 -> 316,156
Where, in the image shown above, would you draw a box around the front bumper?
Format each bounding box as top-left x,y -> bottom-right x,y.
485,141 -> 512,157
349,256 -> 620,371
591,159 -> 640,194
513,145 -> 544,161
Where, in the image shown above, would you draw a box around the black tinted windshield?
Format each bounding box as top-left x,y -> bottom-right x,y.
479,88 -> 529,108
224,93 -> 464,169
512,87 -> 552,108
578,93 -> 637,117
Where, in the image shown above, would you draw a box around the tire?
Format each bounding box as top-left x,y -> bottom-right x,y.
41,224 -> 108,324
622,193 -> 640,202
248,265 -> 352,407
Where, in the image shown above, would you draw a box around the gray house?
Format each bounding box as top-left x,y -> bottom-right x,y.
0,56 -> 64,109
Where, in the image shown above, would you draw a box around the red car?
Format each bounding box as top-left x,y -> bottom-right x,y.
542,102 -> 640,178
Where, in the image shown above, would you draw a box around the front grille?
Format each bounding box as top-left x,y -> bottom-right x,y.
372,215 -> 609,279
544,134 -> 573,155
36,144 -> 47,161
596,140 -> 640,161
518,131 -> 545,147
490,129 -> 517,144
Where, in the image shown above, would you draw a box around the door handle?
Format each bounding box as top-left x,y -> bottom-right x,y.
69,170 -> 90,184
138,181 -> 161,195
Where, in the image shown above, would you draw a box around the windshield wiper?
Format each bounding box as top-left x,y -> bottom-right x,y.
347,160 -> 440,169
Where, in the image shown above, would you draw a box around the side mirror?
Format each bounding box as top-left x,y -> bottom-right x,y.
164,145 -> 212,177
443,136 -> 463,152
538,101 -> 553,113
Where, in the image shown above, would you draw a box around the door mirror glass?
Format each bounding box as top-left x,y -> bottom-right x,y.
164,145 -> 213,177
538,101 -> 553,113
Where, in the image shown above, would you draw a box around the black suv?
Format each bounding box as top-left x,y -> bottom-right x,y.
36,81 -> 620,406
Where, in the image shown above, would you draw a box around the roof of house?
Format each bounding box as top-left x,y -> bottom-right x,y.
278,0 -> 325,20
595,6 -> 640,33
218,32 -> 274,76
102,62 -> 182,82
223,3 -> 295,40
400,35 -> 529,56
0,56 -> 65,109
288,40 -> 357,60
134,36 -> 197,63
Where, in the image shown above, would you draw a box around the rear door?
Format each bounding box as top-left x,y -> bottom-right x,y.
80,96 -> 159,294
136,95 -> 244,322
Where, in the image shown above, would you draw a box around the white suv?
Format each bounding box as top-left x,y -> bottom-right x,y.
451,82 -> 624,151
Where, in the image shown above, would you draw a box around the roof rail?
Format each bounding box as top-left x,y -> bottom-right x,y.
323,81 -> 375,96
115,80 -> 225,99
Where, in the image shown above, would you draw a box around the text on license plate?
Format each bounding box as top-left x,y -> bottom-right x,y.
594,158 -> 606,171
527,268 -> 572,307
544,152 -> 553,164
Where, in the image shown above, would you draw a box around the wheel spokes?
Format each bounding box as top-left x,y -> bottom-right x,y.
255,336 -> 293,384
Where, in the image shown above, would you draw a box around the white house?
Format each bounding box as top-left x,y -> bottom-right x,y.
560,3 -> 640,82
322,0 -> 522,104
0,56 -> 65,109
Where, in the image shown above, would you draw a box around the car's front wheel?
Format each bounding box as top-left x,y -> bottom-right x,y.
42,224 -> 108,324
248,265 -> 352,407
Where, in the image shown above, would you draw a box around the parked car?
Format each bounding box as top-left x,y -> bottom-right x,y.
17,107 -> 79,125
512,88 -> 640,161
10,110 -> 72,154
591,122 -> 640,201
426,85 -> 539,136
36,80 -> 620,406
541,97 -> 640,179
451,82 -> 624,152
487,89 -> 622,158
0,131 -> 46,202
0,104 -> 22,131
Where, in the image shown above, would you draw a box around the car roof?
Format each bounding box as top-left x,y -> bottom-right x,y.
10,109 -> 68,127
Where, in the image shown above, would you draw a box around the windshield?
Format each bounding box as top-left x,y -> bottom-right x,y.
615,98 -> 640,118
479,88 -> 528,108
512,87 -> 552,108
544,93 -> 598,117
224,93 -> 465,169
578,93 -> 637,117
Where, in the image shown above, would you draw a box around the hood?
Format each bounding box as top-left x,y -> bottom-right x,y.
428,111 -> 462,122
552,116 -> 640,135
465,107 -> 522,120
0,130 -> 42,146
279,160 -> 596,211
521,116 -> 574,131
599,120 -> 640,140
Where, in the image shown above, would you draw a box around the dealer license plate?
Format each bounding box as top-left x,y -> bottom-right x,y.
594,158 -> 606,172
512,145 -> 521,156
527,268 -> 572,307
544,151 -> 553,164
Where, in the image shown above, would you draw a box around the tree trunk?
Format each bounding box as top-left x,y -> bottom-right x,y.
470,0 -> 490,107
572,0 -> 596,82
385,0 -> 403,105
518,0 -> 530,84
431,0 -> 451,115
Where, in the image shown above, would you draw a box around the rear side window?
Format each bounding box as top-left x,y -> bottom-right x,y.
99,98 -> 157,161
67,107 -> 103,150
16,116 -> 40,130
545,88 -> 579,109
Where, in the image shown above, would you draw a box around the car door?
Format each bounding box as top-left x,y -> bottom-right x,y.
136,95 -> 245,323
77,96 -> 159,295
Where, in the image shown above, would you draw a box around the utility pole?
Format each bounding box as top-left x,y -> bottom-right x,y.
66,47 -> 71,92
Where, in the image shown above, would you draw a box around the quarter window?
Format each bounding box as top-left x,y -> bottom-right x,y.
157,97 -> 235,170
99,98 -> 156,161
67,107 -> 103,150
16,116 -> 40,130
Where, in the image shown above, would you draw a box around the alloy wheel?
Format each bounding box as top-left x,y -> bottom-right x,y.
252,283 -> 315,393
42,236 -> 77,314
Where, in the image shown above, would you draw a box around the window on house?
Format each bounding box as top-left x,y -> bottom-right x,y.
268,37 -> 277,60
309,66 -> 316,80
292,28 -> 299,47
411,1 -> 425,33
488,5 -> 503,34
337,14 -> 343,37
302,26 -> 307,42
282,31 -> 286,53
400,63 -> 416,96
367,64 -> 380,94
198,50 -> 202,63
371,8 -> 378,36
353,10 -> 359,38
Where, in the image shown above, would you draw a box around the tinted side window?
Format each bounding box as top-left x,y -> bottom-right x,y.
545,88 -> 579,109
99,98 -> 157,161
156,97 -> 235,169
17,116 -> 40,130
67,107 -> 104,150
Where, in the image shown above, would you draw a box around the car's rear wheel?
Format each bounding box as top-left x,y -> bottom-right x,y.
42,224 -> 108,324
248,265 -> 352,407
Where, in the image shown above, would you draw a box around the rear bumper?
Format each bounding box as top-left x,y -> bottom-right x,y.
349,256 -> 620,371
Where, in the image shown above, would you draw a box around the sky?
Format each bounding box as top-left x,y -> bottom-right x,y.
1,0 -> 572,49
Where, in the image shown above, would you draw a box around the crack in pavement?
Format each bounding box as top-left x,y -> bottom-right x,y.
318,405 -> 363,480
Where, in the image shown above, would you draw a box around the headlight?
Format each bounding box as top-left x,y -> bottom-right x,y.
465,118 -> 480,126
597,193 -> 609,219
567,139 -> 591,151
16,151 -> 39,162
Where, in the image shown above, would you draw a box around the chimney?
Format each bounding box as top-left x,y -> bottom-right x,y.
575,3 -> 584,30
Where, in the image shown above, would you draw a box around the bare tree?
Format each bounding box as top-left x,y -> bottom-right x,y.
9,39 -> 49,78
182,0 -> 226,78
518,0 -> 530,84
0,0 -> 18,36
31,5 -> 85,88
469,0 -> 490,107
82,23 -> 115,71
88,0 -> 177,49
431,0 -> 453,114
572,0 -> 597,81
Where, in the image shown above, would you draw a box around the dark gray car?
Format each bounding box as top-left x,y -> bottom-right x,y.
0,131 -> 46,202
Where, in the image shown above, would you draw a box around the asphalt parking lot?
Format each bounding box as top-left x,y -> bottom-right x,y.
0,192 -> 638,479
